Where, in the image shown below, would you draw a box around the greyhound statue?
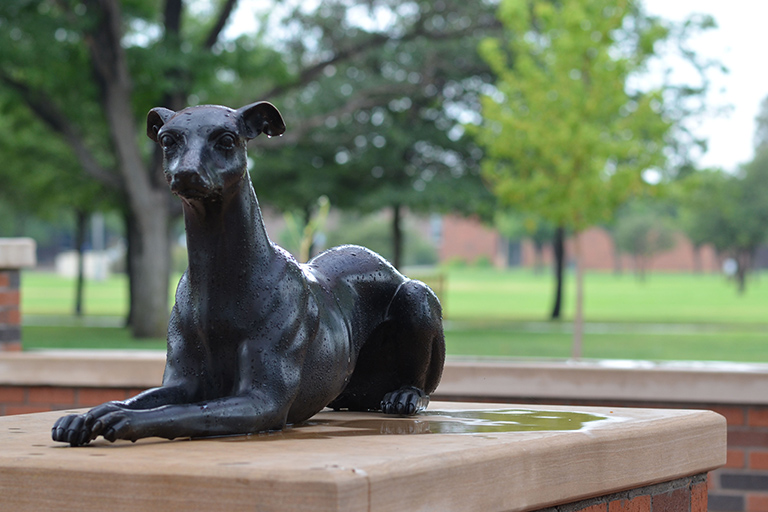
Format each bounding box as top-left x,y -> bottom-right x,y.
52,101 -> 445,446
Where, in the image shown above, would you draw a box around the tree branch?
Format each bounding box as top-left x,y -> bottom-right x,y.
0,72 -> 122,189
204,0 -> 239,49
251,84 -> 420,148
260,17 -> 501,101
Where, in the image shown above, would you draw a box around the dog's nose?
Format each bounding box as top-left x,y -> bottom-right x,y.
170,170 -> 210,197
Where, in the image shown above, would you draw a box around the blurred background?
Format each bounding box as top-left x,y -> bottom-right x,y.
2,0 -> 767,363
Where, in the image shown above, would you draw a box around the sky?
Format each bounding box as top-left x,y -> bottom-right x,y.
642,0 -> 768,171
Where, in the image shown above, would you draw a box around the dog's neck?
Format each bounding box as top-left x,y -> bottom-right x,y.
181,173 -> 277,286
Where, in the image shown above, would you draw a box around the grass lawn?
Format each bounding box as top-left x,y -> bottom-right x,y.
442,268 -> 768,324
18,268 -> 768,362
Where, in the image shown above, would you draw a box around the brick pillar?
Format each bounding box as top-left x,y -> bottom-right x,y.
0,238 -> 36,351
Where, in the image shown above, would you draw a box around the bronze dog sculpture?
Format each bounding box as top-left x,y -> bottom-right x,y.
52,101 -> 445,446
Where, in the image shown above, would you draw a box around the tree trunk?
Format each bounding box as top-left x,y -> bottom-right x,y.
735,250 -> 751,295
634,255 -> 647,282
572,231 -> 584,359
129,197 -> 171,338
392,203 -> 403,270
74,210 -> 88,317
533,240 -> 544,274
550,225 -> 565,319
86,0 -> 172,338
692,244 -> 702,274
612,240 -> 623,275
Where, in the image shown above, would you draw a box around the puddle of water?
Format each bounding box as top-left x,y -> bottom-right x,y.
221,409 -> 609,442
422,409 -> 607,434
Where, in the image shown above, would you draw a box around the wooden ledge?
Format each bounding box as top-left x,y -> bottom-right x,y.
0,350 -> 165,387
0,402 -> 725,512
3,351 -> 768,404
437,358 -> 768,405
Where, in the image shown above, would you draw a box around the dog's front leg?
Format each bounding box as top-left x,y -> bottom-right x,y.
87,391 -> 293,443
51,384 -> 195,446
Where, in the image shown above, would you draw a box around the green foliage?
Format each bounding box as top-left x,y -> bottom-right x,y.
755,95 -> 768,152
475,0 -> 673,232
0,95 -> 108,218
613,200 -> 676,278
252,0 -> 499,223
494,210 -> 556,246
677,152 -> 768,292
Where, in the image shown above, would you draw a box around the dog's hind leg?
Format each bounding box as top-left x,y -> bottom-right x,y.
379,279 -> 445,415
329,279 -> 445,415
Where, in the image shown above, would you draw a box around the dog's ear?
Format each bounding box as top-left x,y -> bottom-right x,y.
236,101 -> 286,140
147,107 -> 176,142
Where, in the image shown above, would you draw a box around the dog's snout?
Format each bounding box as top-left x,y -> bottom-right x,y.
170,170 -> 210,197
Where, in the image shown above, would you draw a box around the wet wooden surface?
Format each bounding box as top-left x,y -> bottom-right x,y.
0,401 -> 725,512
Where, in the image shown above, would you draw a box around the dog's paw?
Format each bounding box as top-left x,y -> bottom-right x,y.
52,413 -> 93,447
381,386 -> 429,416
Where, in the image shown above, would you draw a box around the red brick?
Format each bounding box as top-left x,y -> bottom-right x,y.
0,290 -> 19,306
0,386 -> 25,403
5,404 -> 51,415
76,388 -> 129,407
749,451 -> 768,470
0,341 -> 22,351
748,407 -> 768,428
708,472 -> 718,490
0,272 -> 9,288
608,495 -> 651,511
711,405 -> 746,427
27,386 -> 76,405
576,504 -> 608,512
651,487 -> 689,512
729,430 -> 768,448
747,494 -> 768,512
6,308 -> 20,325
0,308 -> 21,324
691,481 -> 708,512
726,449 -> 747,469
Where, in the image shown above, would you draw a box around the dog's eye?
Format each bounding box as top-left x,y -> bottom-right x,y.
159,134 -> 176,150
217,134 -> 236,150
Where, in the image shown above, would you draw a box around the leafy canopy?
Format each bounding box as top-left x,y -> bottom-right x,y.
475,0 -> 672,231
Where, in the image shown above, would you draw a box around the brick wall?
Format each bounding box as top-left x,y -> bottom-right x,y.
438,214 -> 503,266
714,405 -> 768,512
438,215 -> 722,272
0,385 -> 144,416
0,270 -> 21,351
536,474 -> 707,512
433,394 -> 768,512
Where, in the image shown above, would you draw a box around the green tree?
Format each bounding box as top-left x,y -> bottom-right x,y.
249,0 -> 499,269
0,1 -> 286,337
679,159 -> 768,293
474,0 -> 683,357
0,94 -> 112,315
754,94 -> 768,153
613,200 -> 676,280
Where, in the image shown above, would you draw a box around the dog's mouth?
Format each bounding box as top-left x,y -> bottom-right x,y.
171,183 -> 219,200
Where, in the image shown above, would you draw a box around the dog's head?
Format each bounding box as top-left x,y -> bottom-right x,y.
147,102 -> 285,200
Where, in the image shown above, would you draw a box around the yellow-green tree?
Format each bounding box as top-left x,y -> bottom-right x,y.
475,0 -> 673,357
